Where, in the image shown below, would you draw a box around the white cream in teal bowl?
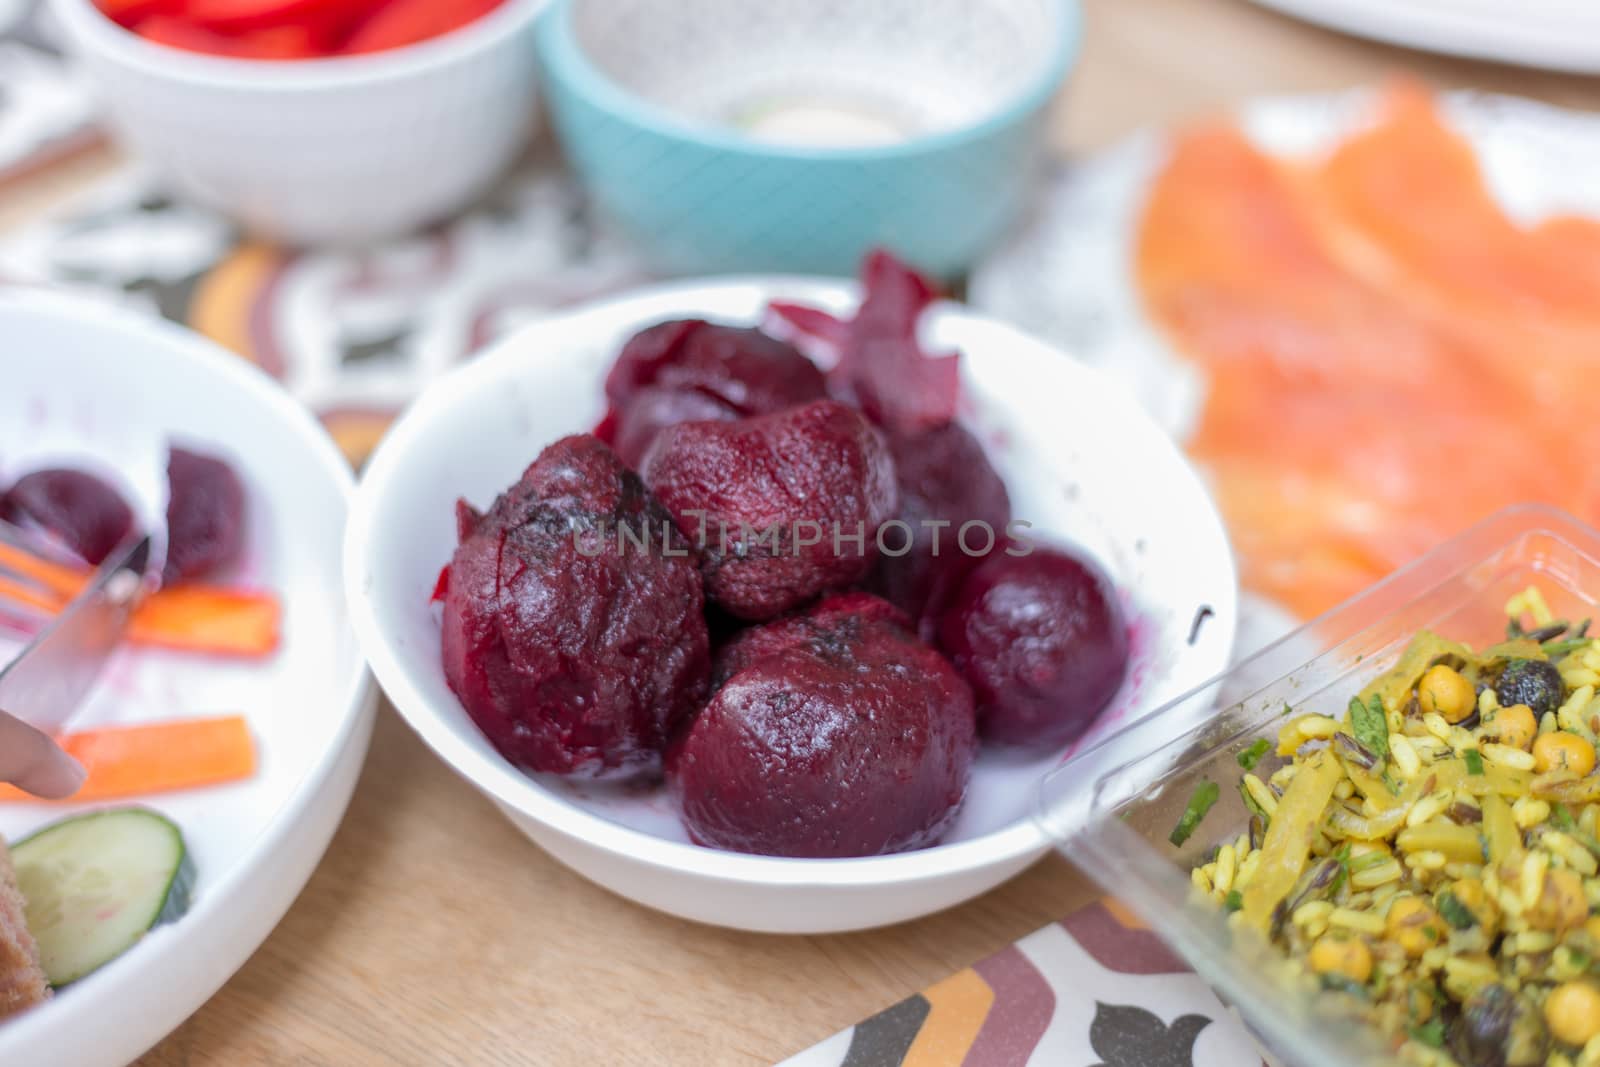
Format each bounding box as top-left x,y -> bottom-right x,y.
536,0 -> 1079,279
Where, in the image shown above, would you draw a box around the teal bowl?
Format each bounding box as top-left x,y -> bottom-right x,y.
536,0 -> 1080,280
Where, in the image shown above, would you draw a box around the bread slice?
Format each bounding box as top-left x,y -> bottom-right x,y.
0,840 -> 49,1019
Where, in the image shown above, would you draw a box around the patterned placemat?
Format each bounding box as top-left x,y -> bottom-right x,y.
0,0 -> 100,184
0,152 -> 652,465
781,900 -> 1266,1067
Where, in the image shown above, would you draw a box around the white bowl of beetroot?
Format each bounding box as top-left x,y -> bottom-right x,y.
345,252 -> 1239,933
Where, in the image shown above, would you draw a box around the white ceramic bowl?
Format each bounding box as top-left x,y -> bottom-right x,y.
346,277 -> 1238,933
49,0 -> 547,245
0,291 -> 374,1065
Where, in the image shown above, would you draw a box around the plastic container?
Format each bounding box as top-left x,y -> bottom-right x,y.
1042,504 -> 1600,1066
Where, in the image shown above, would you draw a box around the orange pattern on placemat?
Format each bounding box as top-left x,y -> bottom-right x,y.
1310,83 -> 1600,343
320,408 -> 398,469
1101,896 -> 1147,931
188,242 -> 288,366
1136,82 -> 1600,619
900,968 -> 995,1067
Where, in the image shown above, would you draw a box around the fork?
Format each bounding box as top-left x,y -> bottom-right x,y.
0,526 -> 150,735
0,522 -> 92,627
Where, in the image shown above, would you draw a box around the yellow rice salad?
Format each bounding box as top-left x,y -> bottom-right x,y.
1190,587 -> 1600,1066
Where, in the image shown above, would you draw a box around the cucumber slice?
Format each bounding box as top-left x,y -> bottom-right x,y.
10,808 -> 193,987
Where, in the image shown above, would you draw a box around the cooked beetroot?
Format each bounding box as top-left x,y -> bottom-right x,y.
601,319 -> 828,465
441,435 -> 709,778
938,547 -> 1129,750
1,468 -> 134,565
610,385 -> 740,470
642,400 -> 897,620
162,446 -> 246,584
668,593 -> 976,857
869,421 -> 1012,639
605,319 -> 827,414
770,250 -> 960,434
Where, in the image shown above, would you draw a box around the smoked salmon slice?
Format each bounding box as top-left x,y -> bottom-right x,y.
1532,216 -> 1600,295
1304,82 -> 1600,412
1136,93 -> 1599,619
1313,83 -> 1600,325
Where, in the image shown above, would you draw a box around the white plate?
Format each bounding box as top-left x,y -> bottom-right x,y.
0,291 -> 374,1067
1247,0 -> 1600,74
347,276 -> 1237,933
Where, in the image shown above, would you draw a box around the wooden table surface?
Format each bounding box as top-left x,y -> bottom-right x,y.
8,0 -> 1600,1063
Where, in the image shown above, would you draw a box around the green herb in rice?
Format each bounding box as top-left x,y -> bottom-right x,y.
1170,781 -> 1220,847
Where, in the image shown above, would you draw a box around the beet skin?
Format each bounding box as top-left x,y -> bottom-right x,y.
669,593 -> 976,857
163,446 -> 246,584
441,435 -> 710,778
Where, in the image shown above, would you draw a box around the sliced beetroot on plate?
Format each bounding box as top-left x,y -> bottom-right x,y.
1,468 -> 135,566
163,446 -> 246,585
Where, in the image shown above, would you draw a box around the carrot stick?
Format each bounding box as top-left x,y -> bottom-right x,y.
128,586 -> 281,657
0,540 -> 280,657
0,716 -> 256,803
0,577 -> 57,616
0,541 -> 86,600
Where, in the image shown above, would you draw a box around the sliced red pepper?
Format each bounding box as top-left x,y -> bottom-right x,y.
232,23 -> 327,58
134,15 -> 323,59
134,15 -> 231,53
341,0 -> 505,54
94,0 -> 183,30
182,0 -> 362,33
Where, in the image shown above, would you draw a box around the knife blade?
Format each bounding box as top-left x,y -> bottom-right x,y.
0,532 -> 150,735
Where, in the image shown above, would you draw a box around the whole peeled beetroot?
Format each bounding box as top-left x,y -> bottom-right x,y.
440,435 -> 710,779
668,592 -> 977,857
610,386 -> 740,470
642,399 -> 897,621
2,468 -> 134,565
939,546 -> 1130,750
605,319 -> 828,414
869,421 -> 1012,639
163,446 -> 246,584
602,320 -> 828,466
